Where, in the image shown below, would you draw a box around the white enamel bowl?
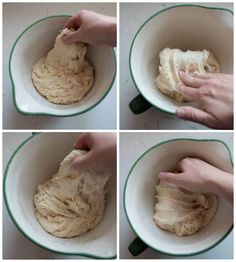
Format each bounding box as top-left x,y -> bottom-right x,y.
124,139 -> 233,256
129,5 -> 233,114
9,16 -> 116,116
4,133 -> 117,258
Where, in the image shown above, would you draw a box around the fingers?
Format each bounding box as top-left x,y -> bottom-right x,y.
74,133 -> 91,150
176,106 -> 217,128
63,30 -> 84,45
179,71 -> 206,88
63,14 -> 84,45
177,84 -> 199,101
71,151 -> 92,171
177,157 -> 193,172
64,15 -> 81,29
190,72 -> 212,79
191,72 -> 223,80
159,172 -> 183,186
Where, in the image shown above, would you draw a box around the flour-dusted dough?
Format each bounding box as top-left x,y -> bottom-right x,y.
34,150 -> 109,238
32,29 -> 94,104
153,185 -> 217,236
155,48 -> 220,102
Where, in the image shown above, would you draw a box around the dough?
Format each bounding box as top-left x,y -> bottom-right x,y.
155,48 -> 220,102
34,150 -> 109,238
153,184 -> 217,236
32,29 -> 94,104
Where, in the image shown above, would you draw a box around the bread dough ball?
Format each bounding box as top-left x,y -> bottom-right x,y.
155,48 -> 220,102
34,150 -> 110,238
32,29 -> 94,105
153,185 -> 218,236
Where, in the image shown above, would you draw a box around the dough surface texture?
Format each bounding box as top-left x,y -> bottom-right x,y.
34,150 -> 109,238
32,29 -> 94,104
155,48 -> 220,102
153,184 -> 218,236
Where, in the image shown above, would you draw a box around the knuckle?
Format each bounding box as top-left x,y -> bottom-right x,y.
198,88 -> 206,98
198,87 -> 213,99
187,109 -> 197,119
180,157 -> 192,167
79,9 -> 88,17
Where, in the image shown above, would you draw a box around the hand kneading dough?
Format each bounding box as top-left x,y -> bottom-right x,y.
153,185 -> 217,236
155,48 -> 220,102
32,29 -> 94,104
34,150 -> 110,238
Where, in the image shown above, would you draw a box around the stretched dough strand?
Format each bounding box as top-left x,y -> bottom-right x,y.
155,48 -> 220,102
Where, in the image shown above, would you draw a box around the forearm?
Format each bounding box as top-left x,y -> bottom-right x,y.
103,17 -> 116,47
105,136 -> 117,174
210,172 -> 233,203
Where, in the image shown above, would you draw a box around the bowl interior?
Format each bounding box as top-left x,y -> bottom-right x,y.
4,133 -> 116,258
125,139 -> 233,256
130,6 -> 233,113
10,16 -> 116,116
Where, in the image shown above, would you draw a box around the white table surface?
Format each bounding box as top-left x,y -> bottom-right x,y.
120,2 -> 233,130
3,3 -> 116,130
119,132 -> 233,259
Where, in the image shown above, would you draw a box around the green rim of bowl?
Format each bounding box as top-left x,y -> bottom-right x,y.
9,15 -> 116,117
129,4 -> 233,115
3,133 -> 117,259
123,138 -> 233,257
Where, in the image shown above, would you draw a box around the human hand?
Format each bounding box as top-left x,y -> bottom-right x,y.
63,10 -> 116,47
159,158 -> 233,203
72,132 -> 117,174
176,72 -> 233,129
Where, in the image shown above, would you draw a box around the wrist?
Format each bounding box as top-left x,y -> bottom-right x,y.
209,171 -> 233,202
103,17 -> 116,47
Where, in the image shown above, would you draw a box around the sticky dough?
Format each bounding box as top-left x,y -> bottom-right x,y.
153,185 -> 218,236
34,150 -> 109,238
155,48 -> 220,102
32,29 -> 94,105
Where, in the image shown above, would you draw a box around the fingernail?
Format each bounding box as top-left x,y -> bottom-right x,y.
176,108 -> 185,117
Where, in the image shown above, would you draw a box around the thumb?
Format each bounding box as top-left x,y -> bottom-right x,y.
176,106 -> 217,128
63,30 -> 83,45
159,171 -> 183,186
71,151 -> 92,171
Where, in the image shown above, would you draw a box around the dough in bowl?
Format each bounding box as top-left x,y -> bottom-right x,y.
155,48 -> 220,102
34,150 -> 110,238
153,184 -> 218,236
32,28 -> 94,104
